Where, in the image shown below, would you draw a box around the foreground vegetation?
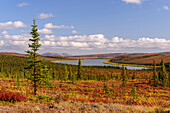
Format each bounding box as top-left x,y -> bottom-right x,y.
0,53 -> 169,112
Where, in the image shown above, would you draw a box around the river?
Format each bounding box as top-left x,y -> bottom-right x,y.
56,59 -> 152,70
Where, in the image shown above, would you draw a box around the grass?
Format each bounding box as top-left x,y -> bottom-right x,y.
0,78 -> 169,107
0,77 -> 169,112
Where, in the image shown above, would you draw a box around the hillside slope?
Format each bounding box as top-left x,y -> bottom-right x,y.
110,52 -> 170,65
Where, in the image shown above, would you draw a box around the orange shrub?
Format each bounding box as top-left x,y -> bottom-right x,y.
0,91 -> 26,102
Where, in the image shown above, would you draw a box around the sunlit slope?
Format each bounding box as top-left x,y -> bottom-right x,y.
110,52 -> 170,65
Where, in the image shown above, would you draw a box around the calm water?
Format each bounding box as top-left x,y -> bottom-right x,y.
56,59 -> 152,70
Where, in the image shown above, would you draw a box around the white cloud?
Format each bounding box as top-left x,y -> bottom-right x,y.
41,34 -> 170,51
43,35 -> 56,41
43,34 -> 108,43
42,34 -> 108,49
1,31 -> 8,35
0,21 -> 27,30
122,0 -> 142,4
18,3 -> 29,7
108,37 -> 170,50
44,23 -> 74,29
38,28 -> 53,34
163,6 -> 169,10
72,30 -> 78,34
4,34 -> 31,41
38,13 -> 54,19
1,33 -> 170,54
11,41 -> 27,46
112,37 -> 124,42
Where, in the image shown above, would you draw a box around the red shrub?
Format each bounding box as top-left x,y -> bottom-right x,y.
0,91 -> 26,102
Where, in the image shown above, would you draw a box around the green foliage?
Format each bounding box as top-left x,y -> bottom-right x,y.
68,66 -> 72,80
103,82 -> 110,94
63,66 -> 68,81
159,59 -> 168,87
25,19 -> 50,95
103,75 -> 108,81
16,75 -> 20,86
131,86 -> 137,101
77,59 -> 82,80
71,74 -> 76,84
93,74 -> 97,80
121,65 -> 126,95
152,59 -> 158,86
51,65 -> 56,79
115,74 -> 119,80
38,95 -> 54,102
112,81 -> 115,92
110,73 -> 113,79
0,55 -> 28,79
131,72 -> 136,80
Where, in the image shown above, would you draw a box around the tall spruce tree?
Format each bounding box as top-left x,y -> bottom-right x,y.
152,59 -> 158,86
121,65 -> 126,95
68,66 -> 72,80
159,59 -> 167,87
77,59 -> 82,80
63,65 -> 68,81
25,19 -> 50,95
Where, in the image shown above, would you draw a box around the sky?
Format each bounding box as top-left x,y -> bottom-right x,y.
0,0 -> 170,55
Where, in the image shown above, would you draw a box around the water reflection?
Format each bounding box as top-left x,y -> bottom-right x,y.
56,59 -> 152,70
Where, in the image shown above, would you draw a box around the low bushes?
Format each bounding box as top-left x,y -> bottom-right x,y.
0,91 -> 26,102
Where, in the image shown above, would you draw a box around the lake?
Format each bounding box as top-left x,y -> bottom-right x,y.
56,59 -> 152,70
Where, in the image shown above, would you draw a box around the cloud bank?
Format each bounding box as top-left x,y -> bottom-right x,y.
0,33 -> 170,54
0,21 -> 27,30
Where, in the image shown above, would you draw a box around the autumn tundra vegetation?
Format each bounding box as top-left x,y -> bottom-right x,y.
0,20 -> 169,112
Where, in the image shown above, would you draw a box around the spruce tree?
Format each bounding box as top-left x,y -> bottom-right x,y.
63,65 -> 68,81
71,74 -> 76,84
52,66 -> 55,79
112,81 -> 115,92
121,65 -> 126,95
131,86 -> 137,101
68,66 -> 72,80
111,73 -> 113,79
152,59 -> 158,86
160,59 -> 167,87
103,82 -> 110,94
77,59 -> 82,80
131,72 -> 136,80
25,19 -> 50,95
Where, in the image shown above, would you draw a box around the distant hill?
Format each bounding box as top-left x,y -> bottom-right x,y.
0,52 -> 20,54
71,53 -> 143,59
109,52 -> 170,65
42,52 -> 71,56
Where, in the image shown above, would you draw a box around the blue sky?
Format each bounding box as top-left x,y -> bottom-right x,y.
0,0 -> 170,55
